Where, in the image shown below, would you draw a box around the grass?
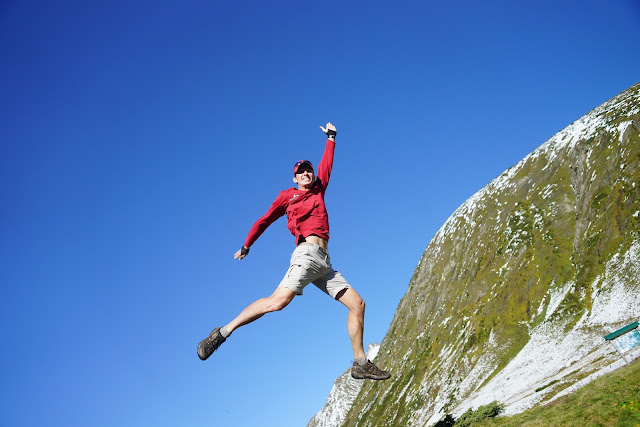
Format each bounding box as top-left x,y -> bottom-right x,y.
473,358 -> 640,427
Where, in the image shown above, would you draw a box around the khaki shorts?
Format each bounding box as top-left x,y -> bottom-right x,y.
278,242 -> 350,299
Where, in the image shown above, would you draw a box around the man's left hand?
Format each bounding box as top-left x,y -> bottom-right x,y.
320,122 -> 337,139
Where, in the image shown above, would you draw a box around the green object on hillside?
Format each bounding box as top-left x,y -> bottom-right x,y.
605,321 -> 640,341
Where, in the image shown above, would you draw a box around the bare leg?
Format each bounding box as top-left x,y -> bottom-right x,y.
226,287 -> 296,333
337,287 -> 366,359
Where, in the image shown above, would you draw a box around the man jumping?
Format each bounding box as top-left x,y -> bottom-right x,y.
197,122 -> 390,380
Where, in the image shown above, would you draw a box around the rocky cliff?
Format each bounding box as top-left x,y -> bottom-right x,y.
308,344 -> 380,427
336,82 -> 640,426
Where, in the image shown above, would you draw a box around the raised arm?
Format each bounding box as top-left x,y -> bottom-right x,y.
317,122 -> 337,188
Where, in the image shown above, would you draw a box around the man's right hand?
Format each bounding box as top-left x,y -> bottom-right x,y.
234,246 -> 250,260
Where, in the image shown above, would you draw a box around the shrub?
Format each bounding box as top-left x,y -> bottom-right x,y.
454,401 -> 504,426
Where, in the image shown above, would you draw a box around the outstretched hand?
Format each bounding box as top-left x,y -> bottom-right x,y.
320,122 -> 337,138
234,246 -> 249,260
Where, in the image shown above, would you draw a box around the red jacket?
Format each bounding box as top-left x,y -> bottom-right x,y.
243,138 -> 335,248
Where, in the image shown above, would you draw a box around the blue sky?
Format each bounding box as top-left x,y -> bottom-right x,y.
1,1 -> 639,426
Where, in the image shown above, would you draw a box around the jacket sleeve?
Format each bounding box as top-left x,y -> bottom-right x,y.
243,192 -> 288,248
316,138 -> 335,190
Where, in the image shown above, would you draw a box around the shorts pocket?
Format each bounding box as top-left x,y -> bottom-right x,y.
290,256 -> 323,281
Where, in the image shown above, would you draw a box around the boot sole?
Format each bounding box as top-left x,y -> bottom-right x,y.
351,372 -> 391,380
197,344 -> 210,360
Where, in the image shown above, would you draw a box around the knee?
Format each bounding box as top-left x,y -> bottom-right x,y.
354,297 -> 365,315
268,296 -> 291,312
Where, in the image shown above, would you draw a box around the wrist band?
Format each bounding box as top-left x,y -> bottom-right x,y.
241,246 -> 249,256
326,129 -> 337,138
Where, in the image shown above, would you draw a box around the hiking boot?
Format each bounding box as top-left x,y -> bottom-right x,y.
351,360 -> 391,380
197,327 -> 226,360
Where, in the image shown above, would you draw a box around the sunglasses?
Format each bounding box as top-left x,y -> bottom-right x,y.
293,160 -> 314,174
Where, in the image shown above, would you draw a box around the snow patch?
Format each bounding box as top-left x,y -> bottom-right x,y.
587,242 -> 640,326
616,121 -> 632,143
545,281 -> 574,321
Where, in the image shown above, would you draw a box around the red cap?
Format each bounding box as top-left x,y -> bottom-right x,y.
293,160 -> 314,175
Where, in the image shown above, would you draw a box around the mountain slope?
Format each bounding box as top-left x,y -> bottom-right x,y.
341,82 -> 640,426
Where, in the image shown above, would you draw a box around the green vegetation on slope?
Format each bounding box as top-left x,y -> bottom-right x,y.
474,358 -> 640,427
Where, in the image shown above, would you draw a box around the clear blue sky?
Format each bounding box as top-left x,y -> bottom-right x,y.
1,1 -> 639,426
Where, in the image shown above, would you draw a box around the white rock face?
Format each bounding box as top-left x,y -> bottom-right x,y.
307,344 -> 380,427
